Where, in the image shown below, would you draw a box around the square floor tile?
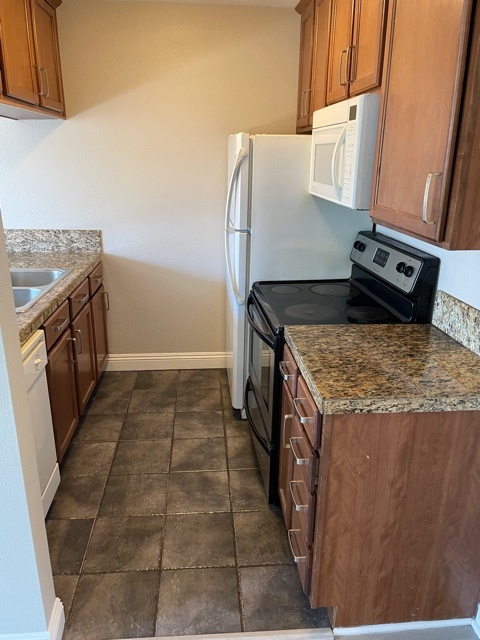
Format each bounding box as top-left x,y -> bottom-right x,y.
234,510 -> 293,566
65,571 -> 158,640
167,471 -> 230,513
227,436 -> 258,470
83,515 -> 164,573
73,415 -> 124,442
229,469 -> 269,512
49,475 -> 107,519
171,438 -> 226,472
46,518 -> 94,574
99,474 -> 168,516
173,410 -> 224,439
239,565 -> 329,631
155,568 -> 241,636
221,383 -> 232,407
110,440 -> 171,475
120,413 -> 174,440
178,369 -> 220,388
135,370 -> 179,390
53,575 -> 79,617
220,369 -> 228,383
83,390 -> 131,416
128,388 -> 176,413
224,410 -> 251,437
176,387 -> 222,412
95,371 -> 137,394
162,513 -> 235,569
61,442 -> 116,478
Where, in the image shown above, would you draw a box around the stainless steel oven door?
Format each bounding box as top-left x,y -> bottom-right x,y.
246,294 -> 276,439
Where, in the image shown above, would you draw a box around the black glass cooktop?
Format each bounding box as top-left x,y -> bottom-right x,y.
252,279 -> 402,332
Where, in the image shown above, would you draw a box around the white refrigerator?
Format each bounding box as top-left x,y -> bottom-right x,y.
224,133 -> 370,410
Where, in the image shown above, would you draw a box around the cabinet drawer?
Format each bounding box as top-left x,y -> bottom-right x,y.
89,262 -> 104,297
279,343 -> 299,396
289,509 -> 312,596
43,299 -> 70,351
290,417 -> 317,493
293,375 -> 321,448
290,462 -> 316,545
69,279 -> 90,320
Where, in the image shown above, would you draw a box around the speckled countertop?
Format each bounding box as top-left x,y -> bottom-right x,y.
10,252 -> 102,346
285,324 -> 480,414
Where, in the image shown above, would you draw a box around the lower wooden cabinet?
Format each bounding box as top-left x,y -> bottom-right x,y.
44,261 -> 109,460
46,328 -> 78,462
279,342 -> 480,627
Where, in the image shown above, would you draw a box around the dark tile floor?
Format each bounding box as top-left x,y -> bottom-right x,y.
46,369 -> 329,640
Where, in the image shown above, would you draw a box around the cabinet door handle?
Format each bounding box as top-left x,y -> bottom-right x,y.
287,529 -> 306,563
70,337 -> 78,364
73,293 -> 89,305
290,480 -> 308,512
103,291 -> 110,311
279,361 -> 295,381
34,65 -> 45,96
74,329 -> 84,354
305,88 -> 312,116
293,397 -> 315,424
339,49 -> 348,86
346,45 -> 355,83
289,436 -> 309,466
41,67 -> 50,98
422,172 -> 441,224
50,317 -> 68,332
282,414 -> 293,448
300,90 -> 306,118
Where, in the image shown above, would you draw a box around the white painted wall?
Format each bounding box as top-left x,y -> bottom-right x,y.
377,226 -> 480,310
0,0 -> 300,357
0,212 -> 61,637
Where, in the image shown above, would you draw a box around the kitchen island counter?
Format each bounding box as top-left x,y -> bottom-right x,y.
9,251 -> 102,346
285,323 -> 480,414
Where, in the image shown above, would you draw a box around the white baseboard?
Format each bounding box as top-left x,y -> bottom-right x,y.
129,630 -> 333,640
334,618 -> 473,636
106,352 -> 228,371
0,600 -> 64,640
472,605 -> 480,638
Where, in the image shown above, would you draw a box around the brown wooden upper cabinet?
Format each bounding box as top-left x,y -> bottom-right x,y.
326,0 -> 386,105
371,0 -> 480,249
0,0 -> 65,118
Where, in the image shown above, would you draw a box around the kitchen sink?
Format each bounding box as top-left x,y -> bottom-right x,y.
11,268 -> 71,313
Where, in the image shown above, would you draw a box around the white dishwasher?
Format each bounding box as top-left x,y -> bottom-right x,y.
22,329 -> 61,516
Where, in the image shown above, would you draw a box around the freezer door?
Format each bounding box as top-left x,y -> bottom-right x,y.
225,133 -> 250,410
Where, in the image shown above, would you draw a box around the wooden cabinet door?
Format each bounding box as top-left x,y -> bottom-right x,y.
349,0 -> 386,96
326,0 -> 353,104
296,0 -> 315,131
46,328 -> 78,462
279,381 -> 295,528
91,285 -> 109,380
371,0 -> 472,242
29,0 -> 64,112
0,0 -> 39,105
71,302 -> 97,413
311,0 -> 330,113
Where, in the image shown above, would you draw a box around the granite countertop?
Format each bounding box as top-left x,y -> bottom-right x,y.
285,324 -> 480,414
10,252 -> 102,346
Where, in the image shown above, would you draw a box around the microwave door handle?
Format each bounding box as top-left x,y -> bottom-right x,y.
331,126 -> 347,201
224,147 -> 249,306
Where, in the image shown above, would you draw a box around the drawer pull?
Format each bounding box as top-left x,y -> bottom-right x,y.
279,361 -> 295,381
290,480 -> 308,512
289,437 -> 309,466
73,293 -> 89,305
50,318 -> 68,332
293,397 -> 315,425
287,529 -> 306,563
94,274 -> 103,284
282,413 -> 293,449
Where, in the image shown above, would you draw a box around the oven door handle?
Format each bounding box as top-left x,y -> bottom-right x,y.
246,294 -> 275,350
244,378 -> 273,453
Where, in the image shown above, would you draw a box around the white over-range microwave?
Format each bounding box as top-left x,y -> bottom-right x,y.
309,93 -> 380,210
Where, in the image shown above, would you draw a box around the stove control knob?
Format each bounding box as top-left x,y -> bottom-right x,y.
396,261 -> 406,273
404,265 -> 414,278
355,241 -> 366,252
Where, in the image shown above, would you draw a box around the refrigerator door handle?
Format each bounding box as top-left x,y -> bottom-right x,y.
224,147 -> 249,306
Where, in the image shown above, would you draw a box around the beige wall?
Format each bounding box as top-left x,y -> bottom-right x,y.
0,0 -> 299,356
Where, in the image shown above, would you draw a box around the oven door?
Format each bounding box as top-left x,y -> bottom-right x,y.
246,294 -> 276,438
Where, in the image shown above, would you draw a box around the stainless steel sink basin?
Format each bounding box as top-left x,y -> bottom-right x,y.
11,268 -> 71,313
